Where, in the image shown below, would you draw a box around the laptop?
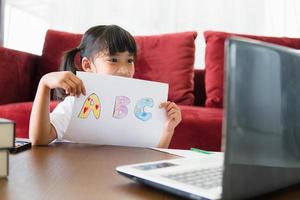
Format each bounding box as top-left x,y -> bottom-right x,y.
116,37 -> 300,200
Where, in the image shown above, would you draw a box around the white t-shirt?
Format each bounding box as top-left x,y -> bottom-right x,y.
50,96 -> 75,140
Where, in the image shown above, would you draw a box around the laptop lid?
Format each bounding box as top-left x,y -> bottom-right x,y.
222,37 -> 300,199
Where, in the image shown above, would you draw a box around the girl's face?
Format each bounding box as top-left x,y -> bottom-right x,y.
82,51 -> 135,78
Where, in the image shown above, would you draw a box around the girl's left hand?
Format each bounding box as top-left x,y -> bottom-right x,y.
160,101 -> 182,132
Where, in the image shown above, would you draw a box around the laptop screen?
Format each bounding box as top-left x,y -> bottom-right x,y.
222,37 -> 300,199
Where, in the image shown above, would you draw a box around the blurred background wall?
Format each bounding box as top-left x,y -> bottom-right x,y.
2,0 -> 300,68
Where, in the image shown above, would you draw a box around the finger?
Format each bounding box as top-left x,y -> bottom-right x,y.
74,80 -> 83,97
61,82 -> 71,95
71,76 -> 85,96
159,101 -> 170,108
167,108 -> 178,116
64,72 -> 79,94
80,80 -> 86,96
64,79 -> 77,96
68,77 -> 82,96
167,102 -> 176,111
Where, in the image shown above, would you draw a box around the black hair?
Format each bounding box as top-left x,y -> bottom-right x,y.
55,25 -> 137,100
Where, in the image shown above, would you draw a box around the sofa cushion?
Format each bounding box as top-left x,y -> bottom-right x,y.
0,101 -> 58,138
204,31 -> 300,108
170,105 -> 223,151
0,47 -> 39,105
39,30 -> 197,105
134,32 -> 197,105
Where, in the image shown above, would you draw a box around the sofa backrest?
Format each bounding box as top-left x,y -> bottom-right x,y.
37,29 -> 198,105
0,47 -> 39,105
204,30 -> 300,108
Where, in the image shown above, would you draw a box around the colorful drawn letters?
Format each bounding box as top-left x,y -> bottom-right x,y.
134,98 -> 154,121
78,93 -> 101,119
113,96 -> 130,119
78,94 -> 154,121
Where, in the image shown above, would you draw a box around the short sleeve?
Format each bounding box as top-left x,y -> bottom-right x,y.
50,96 -> 74,141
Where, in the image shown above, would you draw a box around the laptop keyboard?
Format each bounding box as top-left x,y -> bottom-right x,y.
163,167 -> 223,190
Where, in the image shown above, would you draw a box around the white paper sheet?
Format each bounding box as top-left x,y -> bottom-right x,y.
151,148 -> 224,159
64,72 -> 168,147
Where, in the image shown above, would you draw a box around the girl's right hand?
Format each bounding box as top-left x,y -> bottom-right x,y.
40,72 -> 86,97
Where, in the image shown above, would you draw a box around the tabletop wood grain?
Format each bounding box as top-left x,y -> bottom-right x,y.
0,142 -> 299,200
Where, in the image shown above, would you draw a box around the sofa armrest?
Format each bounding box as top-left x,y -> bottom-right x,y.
0,101 -> 59,138
0,47 -> 40,105
194,69 -> 206,106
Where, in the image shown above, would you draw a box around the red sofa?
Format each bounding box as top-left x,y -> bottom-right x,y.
3,30 -> 300,150
0,29 -> 224,151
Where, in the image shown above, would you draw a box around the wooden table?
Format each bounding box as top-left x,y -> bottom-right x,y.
0,143 -> 300,200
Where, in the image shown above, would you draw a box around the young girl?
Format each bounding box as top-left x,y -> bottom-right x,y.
29,25 -> 181,148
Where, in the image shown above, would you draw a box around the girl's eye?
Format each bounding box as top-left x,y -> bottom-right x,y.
128,59 -> 134,64
110,58 -> 118,63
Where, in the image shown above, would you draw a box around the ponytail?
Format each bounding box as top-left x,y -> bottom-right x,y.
60,47 -> 80,74
54,47 -> 80,101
